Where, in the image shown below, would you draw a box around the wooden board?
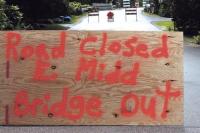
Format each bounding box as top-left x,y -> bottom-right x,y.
0,31 -> 183,125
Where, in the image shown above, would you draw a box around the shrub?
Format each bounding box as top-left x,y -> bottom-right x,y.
139,0 -> 143,7
6,0 -> 69,22
193,34 -> 200,45
158,2 -> 172,17
81,4 -> 92,12
69,2 -> 83,15
152,0 -> 159,14
158,4 -> 167,17
81,4 -> 90,8
0,0 -> 23,30
0,0 -> 8,30
174,0 -> 200,35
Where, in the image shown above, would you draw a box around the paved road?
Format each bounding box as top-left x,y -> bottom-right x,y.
142,12 -> 172,22
184,46 -> 200,127
65,8 -> 161,31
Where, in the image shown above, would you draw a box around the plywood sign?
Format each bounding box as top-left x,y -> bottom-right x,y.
0,31 -> 183,125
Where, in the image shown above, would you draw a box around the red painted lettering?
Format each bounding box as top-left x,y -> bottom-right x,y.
6,32 -> 21,62
156,81 -> 181,119
50,88 -> 69,117
120,81 -> 181,119
14,90 -> 30,116
21,46 -> 34,59
136,44 -> 149,58
141,96 -> 156,119
51,32 -> 66,59
76,57 -> 140,86
121,93 -> 139,117
96,63 -> 106,81
105,61 -> 121,84
33,60 -> 57,81
75,57 -> 97,81
14,87 -> 103,121
80,36 -> 98,55
120,62 -> 140,85
35,43 -> 50,61
108,41 -> 121,54
99,32 -> 107,56
86,97 -> 102,117
123,37 -> 138,57
66,95 -> 85,120
151,34 -> 169,58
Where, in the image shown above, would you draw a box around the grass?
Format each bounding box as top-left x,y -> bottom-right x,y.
152,20 -> 199,46
145,13 -> 199,46
69,13 -> 86,24
152,21 -> 174,31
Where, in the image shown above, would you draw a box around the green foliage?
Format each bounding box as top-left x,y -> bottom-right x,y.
69,0 -> 90,5
193,34 -> 200,44
0,0 -> 7,29
68,0 -> 106,5
139,0 -> 143,7
69,1 -> 83,15
158,2 -> 172,17
0,0 -> 23,30
81,4 -> 90,8
70,1 -> 82,9
174,0 -> 200,35
5,5 -> 23,26
153,21 -> 174,31
152,0 -> 159,14
148,0 -> 200,34
144,0 -> 173,17
6,0 -> 69,22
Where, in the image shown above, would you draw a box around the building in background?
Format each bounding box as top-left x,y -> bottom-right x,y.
91,0 -> 140,8
119,0 -> 139,7
142,0 -> 150,6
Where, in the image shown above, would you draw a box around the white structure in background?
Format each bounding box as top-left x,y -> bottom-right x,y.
142,0 -> 150,7
123,0 -> 131,8
92,3 -> 113,10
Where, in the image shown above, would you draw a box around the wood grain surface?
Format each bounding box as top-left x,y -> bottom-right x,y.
0,31 -> 183,125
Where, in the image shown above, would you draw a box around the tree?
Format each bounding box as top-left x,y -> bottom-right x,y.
0,0 -> 23,30
69,0 -> 107,4
0,0 -> 7,29
153,0 -> 159,14
174,0 -> 200,34
139,0 -> 143,7
158,0 -> 173,17
6,0 -> 69,22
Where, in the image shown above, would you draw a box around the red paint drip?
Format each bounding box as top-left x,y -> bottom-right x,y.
6,61 -> 10,78
5,105 -> 9,125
